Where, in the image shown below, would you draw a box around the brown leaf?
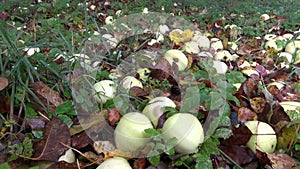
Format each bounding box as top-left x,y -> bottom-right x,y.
33,117 -> 71,161
249,97 -> 267,114
29,81 -> 63,112
238,107 -> 257,123
108,108 -> 121,126
129,86 -> 149,97
270,103 -> 291,132
26,118 -> 46,130
268,153 -> 298,169
218,144 -> 256,166
134,158 -> 147,169
0,77 -> 9,91
0,12 -> 8,21
71,132 -> 93,149
0,95 -> 10,114
222,125 -> 252,146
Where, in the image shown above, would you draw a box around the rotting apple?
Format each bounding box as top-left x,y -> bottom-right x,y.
142,96 -> 176,127
121,76 -> 143,90
164,49 -> 188,71
245,121 -> 277,154
96,157 -> 132,169
93,80 -> 116,104
114,112 -> 154,152
162,113 -> 204,154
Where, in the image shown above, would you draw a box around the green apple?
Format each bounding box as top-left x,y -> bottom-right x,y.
142,96 -> 176,127
162,113 -> 204,154
114,112 -> 153,152
164,49 -> 188,71
93,80 -> 116,104
245,121 -> 277,153
96,157 -> 132,169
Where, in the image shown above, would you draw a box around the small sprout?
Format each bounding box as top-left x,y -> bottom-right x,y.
96,157 -> 132,169
58,149 -> 75,163
212,61 -> 228,74
164,49 -> 188,71
245,121 -> 277,154
142,96 -> 176,127
162,113 -> 204,154
93,80 -> 116,104
114,112 -> 154,152
210,38 -> 223,51
121,76 -> 143,90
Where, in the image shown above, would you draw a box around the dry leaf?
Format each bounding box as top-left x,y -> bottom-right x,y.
0,95 -> 10,114
268,153 -> 298,169
108,108 -> 121,126
238,107 -> 257,122
249,97 -> 267,114
29,81 -> 63,112
0,77 -> 8,91
33,117 -> 71,161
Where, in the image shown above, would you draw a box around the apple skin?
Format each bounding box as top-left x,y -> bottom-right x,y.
96,157 -> 132,169
121,76 -> 143,90
162,113 -> 204,154
114,112 -> 154,152
93,80 -> 116,104
164,49 -> 188,71
142,97 -> 176,127
245,121 -> 277,154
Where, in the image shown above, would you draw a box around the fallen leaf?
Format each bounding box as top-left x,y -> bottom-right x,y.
108,108 -> 121,126
238,107 -> 257,123
0,95 -> 10,114
222,125 -> 252,146
71,132 -> 93,149
134,158 -> 147,169
29,81 -> 64,112
218,144 -> 256,166
26,118 -> 46,130
268,153 -> 298,169
0,77 -> 8,91
93,140 -> 115,155
33,117 -> 71,161
249,97 -> 267,114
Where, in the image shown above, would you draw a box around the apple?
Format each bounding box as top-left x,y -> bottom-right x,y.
210,38 -> 223,51
121,76 -> 143,90
114,112 -> 153,152
164,49 -> 188,71
142,96 -> 176,127
245,121 -> 277,153
162,113 -> 204,154
93,80 -> 116,104
285,40 -> 300,54
96,157 -> 132,169
212,61 -> 228,74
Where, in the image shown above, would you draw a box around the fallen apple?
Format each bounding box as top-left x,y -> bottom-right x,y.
142,96 -> 176,127
114,112 -> 154,152
285,40 -> 300,54
164,49 -> 188,71
93,80 -> 116,104
210,38 -> 223,51
121,76 -> 143,90
212,60 -> 228,74
162,113 -> 204,154
245,121 -> 277,153
96,157 -> 132,169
